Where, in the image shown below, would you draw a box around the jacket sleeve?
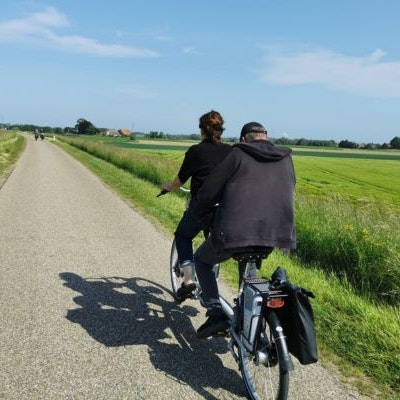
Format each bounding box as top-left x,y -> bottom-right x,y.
192,151 -> 238,218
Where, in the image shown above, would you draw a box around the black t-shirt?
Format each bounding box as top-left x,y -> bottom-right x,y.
178,139 -> 231,197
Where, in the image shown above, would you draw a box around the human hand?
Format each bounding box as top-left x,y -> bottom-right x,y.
161,182 -> 172,191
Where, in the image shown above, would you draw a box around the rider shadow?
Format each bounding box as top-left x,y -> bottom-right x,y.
59,272 -> 246,399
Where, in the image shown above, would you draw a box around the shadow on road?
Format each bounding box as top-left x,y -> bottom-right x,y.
59,272 -> 246,399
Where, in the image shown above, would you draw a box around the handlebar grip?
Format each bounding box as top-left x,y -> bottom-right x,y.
157,189 -> 169,197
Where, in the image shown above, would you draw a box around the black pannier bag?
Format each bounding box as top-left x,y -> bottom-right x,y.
272,268 -> 319,365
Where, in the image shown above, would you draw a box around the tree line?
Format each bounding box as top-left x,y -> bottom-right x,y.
2,118 -> 400,149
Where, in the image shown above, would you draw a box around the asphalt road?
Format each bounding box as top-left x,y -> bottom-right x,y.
0,135 -> 367,400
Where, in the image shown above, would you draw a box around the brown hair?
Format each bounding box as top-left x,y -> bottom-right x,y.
199,110 -> 225,143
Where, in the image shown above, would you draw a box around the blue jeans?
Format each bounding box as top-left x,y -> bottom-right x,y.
174,209 -> 202,265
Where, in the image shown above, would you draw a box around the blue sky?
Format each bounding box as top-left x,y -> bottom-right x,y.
1,1 -> 399,143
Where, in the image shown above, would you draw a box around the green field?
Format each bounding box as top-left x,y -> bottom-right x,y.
76,135 -> 400,205
294,153 -> 400,207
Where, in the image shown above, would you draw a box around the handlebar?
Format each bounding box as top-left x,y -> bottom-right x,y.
156,189 -> 169,197
156,186 -> 190,197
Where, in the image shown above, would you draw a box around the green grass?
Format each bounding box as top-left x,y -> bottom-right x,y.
293,155 -> 400,207
0,131 -> 26,185
54,137 -> 400,398
295,194 -> 400,304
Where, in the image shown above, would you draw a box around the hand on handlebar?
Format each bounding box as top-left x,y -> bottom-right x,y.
157,181 -> 173,197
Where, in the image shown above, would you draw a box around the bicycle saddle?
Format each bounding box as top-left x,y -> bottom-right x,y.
232,246 -> 273,262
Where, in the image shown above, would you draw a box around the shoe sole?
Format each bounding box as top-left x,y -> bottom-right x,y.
196,322 -> 230,339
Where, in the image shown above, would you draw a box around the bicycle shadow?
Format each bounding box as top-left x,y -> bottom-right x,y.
59,272 -> 246,399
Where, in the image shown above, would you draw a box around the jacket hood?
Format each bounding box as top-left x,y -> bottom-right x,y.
234,140 -> 292,162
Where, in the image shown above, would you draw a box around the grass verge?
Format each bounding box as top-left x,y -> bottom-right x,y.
0,131 -> 26,188
54,139 -> 399,399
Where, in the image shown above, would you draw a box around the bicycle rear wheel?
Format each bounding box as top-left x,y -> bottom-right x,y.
170,239 -> 183,297
239,317 -> 289,400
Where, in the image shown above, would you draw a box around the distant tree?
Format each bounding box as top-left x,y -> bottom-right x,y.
363,143 -> 377,150
188,134 -> 201,141
148,131 -> 165,139
274,136 -> 292,145
75,118 -> 99,135
295,138 -> 308,146
390,136 -> 400,149
148,131 -> 158,139
42,126 -> 53,133
339,139 -> 358,149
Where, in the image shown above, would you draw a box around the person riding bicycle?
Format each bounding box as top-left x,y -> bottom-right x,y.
161,110 -> 231,302
191,121 -> 297,338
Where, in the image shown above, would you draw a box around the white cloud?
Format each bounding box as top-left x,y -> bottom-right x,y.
262,47 -> 400,97
0,7 -> 158,58
182,46 -> 201,55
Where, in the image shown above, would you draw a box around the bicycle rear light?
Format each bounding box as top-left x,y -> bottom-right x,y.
266,298 -> 285,308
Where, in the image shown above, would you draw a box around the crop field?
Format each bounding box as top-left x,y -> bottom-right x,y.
87,136 -> 400,207
294,154 -> 400,207
61,135 -> 399,201
61,135 -> 400,207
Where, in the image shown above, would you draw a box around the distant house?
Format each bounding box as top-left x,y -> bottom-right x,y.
118,128 -> 133,136
105,129 -> 120,137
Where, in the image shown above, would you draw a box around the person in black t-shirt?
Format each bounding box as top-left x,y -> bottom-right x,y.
161,110 -> 231,302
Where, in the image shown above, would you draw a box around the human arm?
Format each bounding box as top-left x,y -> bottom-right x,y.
161,145 -> 196,192
161,176 -> 183,192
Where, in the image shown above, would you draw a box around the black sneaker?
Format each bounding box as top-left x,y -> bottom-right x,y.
196,313 -> 230,339
175,282 -> 196,303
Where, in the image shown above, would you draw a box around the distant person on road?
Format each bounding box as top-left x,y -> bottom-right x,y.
161,110 -> 231,302
192,121 -> 297,338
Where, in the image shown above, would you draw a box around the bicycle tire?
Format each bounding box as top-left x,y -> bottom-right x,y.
170,239 -> 183,297
239,316 -> 289,400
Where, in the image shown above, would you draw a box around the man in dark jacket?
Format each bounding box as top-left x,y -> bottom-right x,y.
192,121 -> 296,339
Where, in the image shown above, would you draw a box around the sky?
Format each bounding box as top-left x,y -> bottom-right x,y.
1,1 -> 400,144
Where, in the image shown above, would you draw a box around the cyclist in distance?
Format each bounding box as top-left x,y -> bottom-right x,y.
192,122 -> 297,339
161,110 -> 231,302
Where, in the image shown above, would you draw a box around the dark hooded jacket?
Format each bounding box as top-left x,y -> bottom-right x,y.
192,140 -> 296,252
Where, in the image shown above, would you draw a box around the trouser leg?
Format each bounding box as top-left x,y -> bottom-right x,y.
175,210 -> 201,264
194,237 -> 230,309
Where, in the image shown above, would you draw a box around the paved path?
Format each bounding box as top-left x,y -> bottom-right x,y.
0,135 -> 366,399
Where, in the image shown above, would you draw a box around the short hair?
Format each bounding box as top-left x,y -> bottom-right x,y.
199,110 -> 225,143
240,122 -> 267,142
243,131 -> 267,141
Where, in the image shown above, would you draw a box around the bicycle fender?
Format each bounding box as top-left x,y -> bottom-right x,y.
267,311 -> 294,373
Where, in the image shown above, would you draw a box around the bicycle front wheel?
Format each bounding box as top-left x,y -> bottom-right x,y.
170,239 -> 184,297
239,317 -> 289,400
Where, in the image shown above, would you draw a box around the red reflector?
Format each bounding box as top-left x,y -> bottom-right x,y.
266,299 -> 285,308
